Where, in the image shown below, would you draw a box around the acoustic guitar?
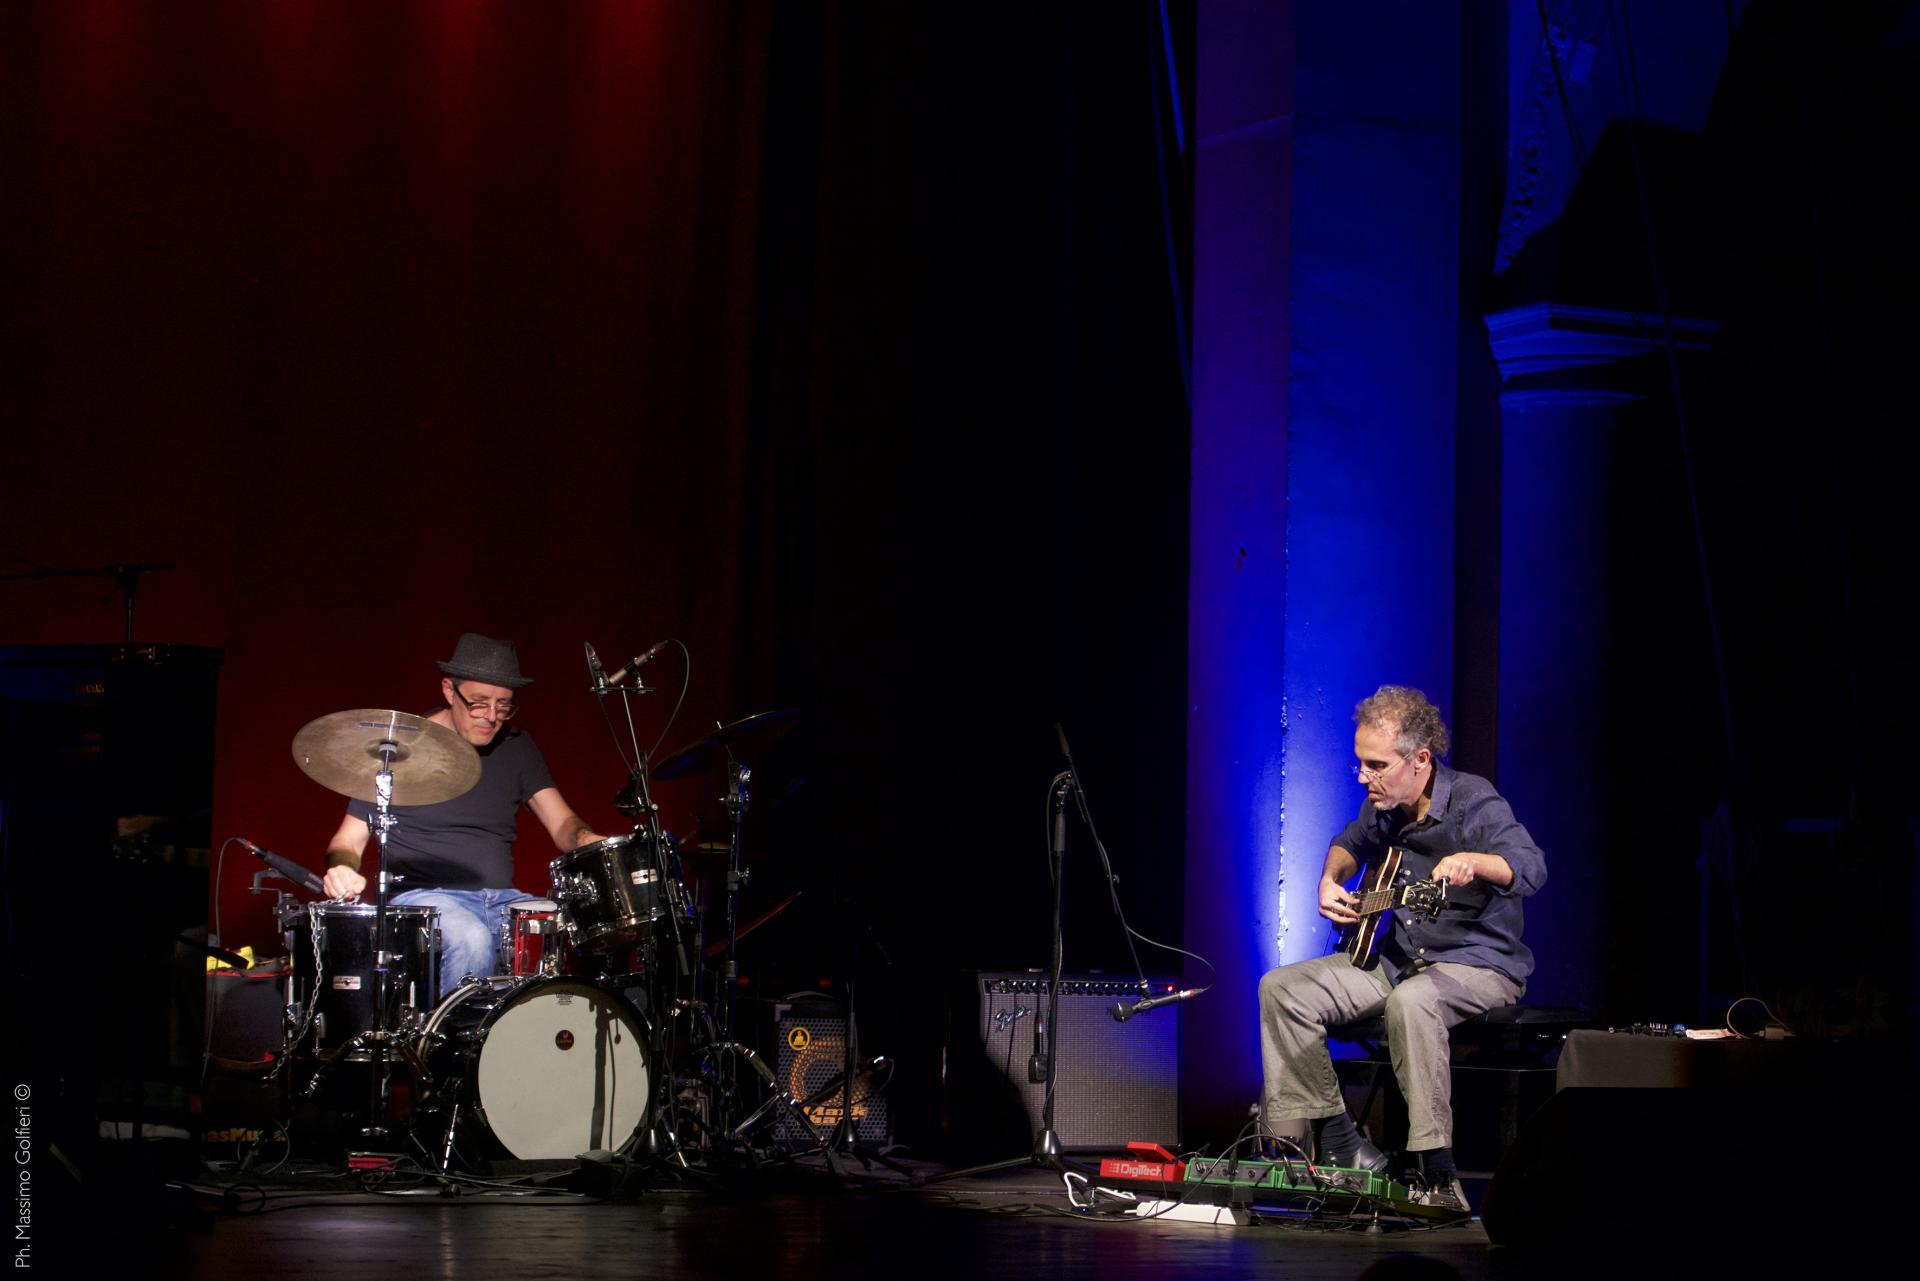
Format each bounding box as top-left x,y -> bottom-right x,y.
1342,845 -> 1447,969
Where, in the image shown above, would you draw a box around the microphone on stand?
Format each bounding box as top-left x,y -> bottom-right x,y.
1032,771 -> 1075,1082
605,641 -> 671,688
240,838 -> 327,895
585,641 -> 609,692
1028,1015 -> 1049,1084
1110,986 -> 1206,1023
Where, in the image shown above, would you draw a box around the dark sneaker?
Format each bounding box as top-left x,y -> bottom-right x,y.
1414,1173 -> 1471,1215
1323,1135 -> 1391,1172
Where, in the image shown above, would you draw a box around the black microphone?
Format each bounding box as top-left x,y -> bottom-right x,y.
585,641 -> 608,692
1028,1010 -> 1049,1083
605,640 -> 670,688
1110,987 -> 1205,1023
1051,772 -> 1072,855
240,838 -> 327,895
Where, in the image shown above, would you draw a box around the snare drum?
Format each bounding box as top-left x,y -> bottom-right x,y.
415,976 -> 651,1160
550,831 -> 667,952
502,899 -> 568,977
284,902 -> 439,1059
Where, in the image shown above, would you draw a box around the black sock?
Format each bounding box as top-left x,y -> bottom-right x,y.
1310,1112 -> 1361,1161
1420,1147 -> 1456,1180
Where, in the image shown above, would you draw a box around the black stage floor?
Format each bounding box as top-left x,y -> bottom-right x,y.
54,1157 -> 1611,1281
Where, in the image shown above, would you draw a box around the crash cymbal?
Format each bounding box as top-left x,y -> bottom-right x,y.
292,709 -> 481,807
651,707 -> 800,781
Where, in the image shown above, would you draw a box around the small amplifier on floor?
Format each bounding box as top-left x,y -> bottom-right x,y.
771,994 -> 892,1149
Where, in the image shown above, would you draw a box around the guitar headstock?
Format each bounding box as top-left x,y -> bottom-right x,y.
1402,878 -> 1446,920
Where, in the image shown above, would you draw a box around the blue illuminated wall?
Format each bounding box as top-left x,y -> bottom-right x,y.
1184,0 -> 1294,1137
1185,0 -> 1468,1132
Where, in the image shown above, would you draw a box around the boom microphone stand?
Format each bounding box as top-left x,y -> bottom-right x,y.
916,765 -> 1078,1186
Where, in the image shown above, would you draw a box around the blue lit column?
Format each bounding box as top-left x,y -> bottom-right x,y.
1485,302 -> 1716,1008
1186,0 -> 1465,1137
1184,0 -> 1295,1139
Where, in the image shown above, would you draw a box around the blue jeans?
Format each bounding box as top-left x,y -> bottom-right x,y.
392,887 -> 543,998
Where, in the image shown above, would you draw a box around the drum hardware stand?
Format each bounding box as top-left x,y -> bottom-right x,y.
715,758 -> 751,1104
918,771 -> 1080,1187
358,718 -> 414,1147
814,980 -> 909,1178
711,1041 -> 830,1157
587,641 -> 718,1175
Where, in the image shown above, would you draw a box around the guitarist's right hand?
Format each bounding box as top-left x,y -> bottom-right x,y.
1319,876 -> 1360,925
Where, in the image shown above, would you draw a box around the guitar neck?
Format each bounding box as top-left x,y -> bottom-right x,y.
1353,881 -> 1415,918
1344,847 -> 1446,970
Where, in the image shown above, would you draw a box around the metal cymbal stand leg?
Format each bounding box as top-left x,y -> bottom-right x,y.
715,1041 -> 830,1159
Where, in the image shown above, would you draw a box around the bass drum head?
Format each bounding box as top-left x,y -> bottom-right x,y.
473,978 -> 649,1160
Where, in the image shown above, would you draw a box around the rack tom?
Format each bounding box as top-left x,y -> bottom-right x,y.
549,831 -> 666,952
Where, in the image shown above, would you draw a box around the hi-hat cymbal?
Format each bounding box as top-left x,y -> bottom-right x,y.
651,708 -> 800,781
292,709 -> 481,807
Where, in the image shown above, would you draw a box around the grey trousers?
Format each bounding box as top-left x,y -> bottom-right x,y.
1257,953 -> 1523,1152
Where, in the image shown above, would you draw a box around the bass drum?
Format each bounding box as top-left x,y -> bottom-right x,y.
419,976 -> 651,1161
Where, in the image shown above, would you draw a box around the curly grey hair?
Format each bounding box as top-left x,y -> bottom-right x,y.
1353,685 -> 1451,759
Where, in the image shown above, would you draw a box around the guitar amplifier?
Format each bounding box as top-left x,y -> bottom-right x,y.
957,972 -> 1180,1152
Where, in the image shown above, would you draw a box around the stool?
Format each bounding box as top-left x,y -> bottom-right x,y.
1328,1004 -> 1593,1173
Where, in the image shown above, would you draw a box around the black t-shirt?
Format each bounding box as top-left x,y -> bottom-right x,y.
347,724 -> 555,890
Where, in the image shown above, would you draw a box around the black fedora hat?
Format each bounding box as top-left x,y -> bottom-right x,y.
436,633 -> 533,690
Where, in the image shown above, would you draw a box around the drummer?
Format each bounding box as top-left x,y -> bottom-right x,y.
319,633 -> 605,994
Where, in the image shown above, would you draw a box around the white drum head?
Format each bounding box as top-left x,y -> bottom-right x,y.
474,979 -> 649,1160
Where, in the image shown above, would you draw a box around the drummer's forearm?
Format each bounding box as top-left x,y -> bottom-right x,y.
325,847 -> 362,871
554,815 -> 600,852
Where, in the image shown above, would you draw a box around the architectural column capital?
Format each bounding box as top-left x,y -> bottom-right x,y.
1485,302 -> 1719,409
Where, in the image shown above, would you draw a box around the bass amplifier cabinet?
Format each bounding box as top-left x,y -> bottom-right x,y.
771,995 -> 891,1149
954,972 -> 1180,1152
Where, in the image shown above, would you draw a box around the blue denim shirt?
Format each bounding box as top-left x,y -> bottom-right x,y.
1332,763 -> 1546,985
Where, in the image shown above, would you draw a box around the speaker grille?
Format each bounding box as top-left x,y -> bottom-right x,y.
975,973 -> 1180,1150
771,1005 -> 891,1148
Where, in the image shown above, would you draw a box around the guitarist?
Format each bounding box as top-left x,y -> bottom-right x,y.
1256,685 -> 1546,1213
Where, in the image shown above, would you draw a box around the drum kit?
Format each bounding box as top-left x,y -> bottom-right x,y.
271,689 -> 820,1172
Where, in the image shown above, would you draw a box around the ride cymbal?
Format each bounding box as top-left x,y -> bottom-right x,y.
651,708 -> 800,781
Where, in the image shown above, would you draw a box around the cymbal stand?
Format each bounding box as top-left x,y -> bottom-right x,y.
667,760 -> 755,1158
359,726 -> 408,1143
717,758 -> 750,1070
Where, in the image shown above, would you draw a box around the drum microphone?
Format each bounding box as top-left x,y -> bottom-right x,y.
585,642 -> 609,691
239,838 -> 328,894
1110,987 -> 1205,1023
604,641 -> 671,688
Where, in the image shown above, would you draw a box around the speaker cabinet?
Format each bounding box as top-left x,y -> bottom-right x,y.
771,995 -> 892,1149
952,972 -> 1180,1153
